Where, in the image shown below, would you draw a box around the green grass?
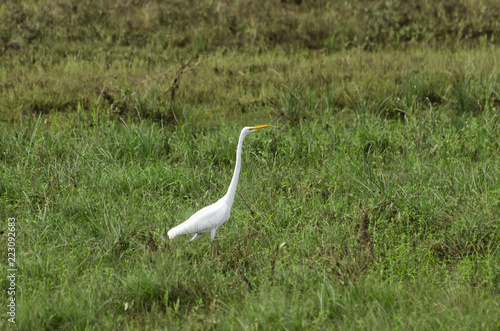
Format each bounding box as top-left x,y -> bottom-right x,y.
2,103 -> 500,329
2,0 -> 500,54
1,0 -> 500,329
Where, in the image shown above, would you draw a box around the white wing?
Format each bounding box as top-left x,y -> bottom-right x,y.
167,198 -> 231,239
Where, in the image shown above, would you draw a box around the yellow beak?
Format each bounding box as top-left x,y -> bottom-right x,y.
251,125 -> 270,130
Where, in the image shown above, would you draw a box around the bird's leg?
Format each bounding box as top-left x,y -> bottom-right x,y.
210,228 -> 219,254
188,233 -> 204,243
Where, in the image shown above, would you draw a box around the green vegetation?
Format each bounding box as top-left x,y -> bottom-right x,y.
1,0 -> 500,329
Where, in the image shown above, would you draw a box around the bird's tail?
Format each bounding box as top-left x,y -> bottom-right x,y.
167,224 -> 187,239
167,228 -> 178,239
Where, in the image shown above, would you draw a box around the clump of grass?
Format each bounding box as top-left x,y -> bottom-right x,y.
450,70 -> 492,115
276,84 -> 320,125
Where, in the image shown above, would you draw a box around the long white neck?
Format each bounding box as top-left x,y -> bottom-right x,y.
225,129 -> 247,206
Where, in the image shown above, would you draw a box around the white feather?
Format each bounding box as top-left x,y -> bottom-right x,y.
167,198 -> 230,239
166,125 -> 269,243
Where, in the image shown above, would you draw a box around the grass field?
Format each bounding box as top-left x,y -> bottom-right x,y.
1,0 -> 500,330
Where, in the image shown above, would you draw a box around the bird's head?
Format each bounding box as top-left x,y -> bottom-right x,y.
243,125 -> 270,136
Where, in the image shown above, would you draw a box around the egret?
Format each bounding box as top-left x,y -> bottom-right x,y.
167,125 -> 270,243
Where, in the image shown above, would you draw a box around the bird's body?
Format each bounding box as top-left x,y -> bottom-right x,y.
167,125 -> 270,243
167,197 -> 230,242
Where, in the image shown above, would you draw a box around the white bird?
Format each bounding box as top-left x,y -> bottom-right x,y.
167,125 -> 270,243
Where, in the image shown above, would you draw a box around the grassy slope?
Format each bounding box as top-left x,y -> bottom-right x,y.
1,0 -> 500,330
